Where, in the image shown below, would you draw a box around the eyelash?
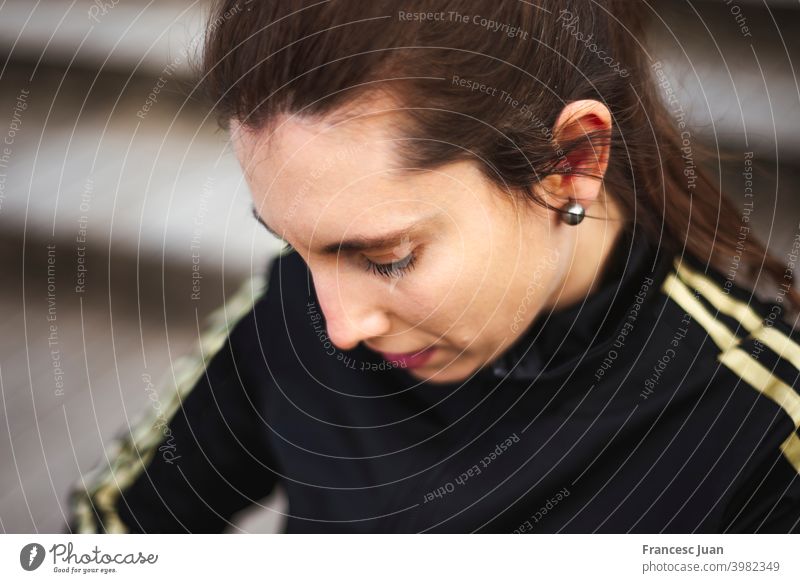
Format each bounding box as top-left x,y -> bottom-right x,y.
364,252 -> 418,279
281,241 -> 417,280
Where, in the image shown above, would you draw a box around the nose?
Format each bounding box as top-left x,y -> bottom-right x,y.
311,265 -> 391,352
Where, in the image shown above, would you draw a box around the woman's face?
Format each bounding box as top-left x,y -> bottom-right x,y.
232,105 -> 600,384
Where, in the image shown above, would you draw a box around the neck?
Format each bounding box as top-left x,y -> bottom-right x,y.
546,191 -> 626,312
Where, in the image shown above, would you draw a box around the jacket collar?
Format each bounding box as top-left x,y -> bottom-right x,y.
483,227 -> 669,383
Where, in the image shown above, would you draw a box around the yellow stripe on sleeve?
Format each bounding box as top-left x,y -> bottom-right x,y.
661,269 -> 800,473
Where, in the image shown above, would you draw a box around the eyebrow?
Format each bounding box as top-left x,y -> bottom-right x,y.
252,205 -> 439,255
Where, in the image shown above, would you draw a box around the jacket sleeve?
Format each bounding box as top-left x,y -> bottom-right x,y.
720,428 -> 800,533
719,314 -> 800,534
67,264 -> 283,533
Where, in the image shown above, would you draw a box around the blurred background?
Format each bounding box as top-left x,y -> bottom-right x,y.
0,0 -> 798,533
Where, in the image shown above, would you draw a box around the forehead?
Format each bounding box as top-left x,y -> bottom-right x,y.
232,111 -> 481,236
263,115 -> 396,179
233,105 -> 400,174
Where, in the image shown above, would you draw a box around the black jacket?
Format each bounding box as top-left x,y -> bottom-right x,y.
68,227 -> 800,532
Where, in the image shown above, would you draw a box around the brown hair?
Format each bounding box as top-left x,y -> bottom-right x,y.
198,0 -> 800,317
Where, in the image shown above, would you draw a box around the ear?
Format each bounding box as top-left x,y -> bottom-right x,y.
539,99 -> 612,214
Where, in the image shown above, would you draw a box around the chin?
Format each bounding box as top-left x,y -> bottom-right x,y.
406,359 -> 476,385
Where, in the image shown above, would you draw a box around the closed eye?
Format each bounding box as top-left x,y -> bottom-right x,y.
363,252 -> 417,279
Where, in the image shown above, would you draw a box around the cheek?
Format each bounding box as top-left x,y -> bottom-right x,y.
419,246 -> 499,335
393,245 -> 482,331
503,246 -> 564,325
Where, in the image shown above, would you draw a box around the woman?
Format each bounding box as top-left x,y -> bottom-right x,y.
69,0 -> 800,533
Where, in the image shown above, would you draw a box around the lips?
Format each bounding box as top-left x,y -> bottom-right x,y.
376,346 -> 437,368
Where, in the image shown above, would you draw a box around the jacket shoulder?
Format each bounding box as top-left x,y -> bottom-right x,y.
659,254 -> 800,472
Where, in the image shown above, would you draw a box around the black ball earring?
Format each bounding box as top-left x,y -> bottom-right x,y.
561,200 -> 585,225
